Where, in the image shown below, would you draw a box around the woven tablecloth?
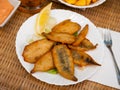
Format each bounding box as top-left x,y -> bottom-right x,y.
0,0 -> 120,90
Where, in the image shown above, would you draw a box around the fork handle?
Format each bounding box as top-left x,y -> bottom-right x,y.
108,46 -> 120,85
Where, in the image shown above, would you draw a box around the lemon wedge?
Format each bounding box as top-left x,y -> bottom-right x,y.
35,3 -> 52,35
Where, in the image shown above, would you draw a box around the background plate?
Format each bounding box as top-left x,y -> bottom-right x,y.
16,9 -> 104,85
58,0 -> 106,9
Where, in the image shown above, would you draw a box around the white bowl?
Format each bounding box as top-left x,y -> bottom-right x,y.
58,0 -> 106,9
0,0 -> 21,27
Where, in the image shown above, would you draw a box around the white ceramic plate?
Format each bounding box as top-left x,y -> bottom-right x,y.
15,9 -> 104,85
58,0 -> 106,9
0,0 -> 21,27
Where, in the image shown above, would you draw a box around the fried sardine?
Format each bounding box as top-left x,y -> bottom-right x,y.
52,45 -> 77,81
68,38 -> 98,51
73,24 -> 88,46
52,19 -> 81,34
43,32 -> 75,44
68,45 -> 87,51
31,51 -> 55,73
22,39 -> 54,63
71,50 -> 101,67
80,38 -> 98,50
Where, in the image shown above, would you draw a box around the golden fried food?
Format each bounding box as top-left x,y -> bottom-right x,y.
71,50 -> 101,67
86,0 -> 92,5
72,24 -> 88,46
68,45 -> 87,51
31,51 -> 55,73
22,17 -> 100,81
52,19 -> 81,34
42,32 -> 75,44
65,0 -> 97,6
68,38 -> 98,51
22,39 -> 54,63
52,45 -> 77,81
65,0 -> 77,4
80,38 -> 98,50
92,0 -> 97,3
75,0 -> 86,6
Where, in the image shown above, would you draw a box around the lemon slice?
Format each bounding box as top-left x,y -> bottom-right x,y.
35,3 -> 52,35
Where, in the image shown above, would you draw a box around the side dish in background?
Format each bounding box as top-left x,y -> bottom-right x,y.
19,0 -> 46,13
0,0 -> 14,25
64,0 -> 98,6
0,0 -> 21,27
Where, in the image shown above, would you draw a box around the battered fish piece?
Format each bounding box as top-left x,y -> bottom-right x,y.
43,32 -> 75,44
68,45 -> 87,51
71,50 -> 101,67
68,38 -> 98,51
31,51 -> 55,73
22,39 -> 54,63
52,19 -> 81,34
52,45 -> 77,81
80,38 -> 98,50
73,24 -> 88,46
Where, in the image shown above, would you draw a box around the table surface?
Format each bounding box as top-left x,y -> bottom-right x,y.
0,0 -> 120,90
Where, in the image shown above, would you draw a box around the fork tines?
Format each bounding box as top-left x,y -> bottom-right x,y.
104,30 -> 112,45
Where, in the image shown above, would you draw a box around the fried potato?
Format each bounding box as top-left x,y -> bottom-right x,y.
75,0 -> 86,6
71,50 -> 101,67
42,32 -> 75,44
65,0 -> 97,6
31,51 -> 55,73
72,24 -> 88,46
22,39 -> 54,63
92,0 -> 97,3
52,19 -> 81,34
52,45 -> 77,81
86,0 -> 92,5
65,0 -> 77,4
80,38 -> 98,50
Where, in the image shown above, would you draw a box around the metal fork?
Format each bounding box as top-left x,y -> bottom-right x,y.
104,30 -> 120,85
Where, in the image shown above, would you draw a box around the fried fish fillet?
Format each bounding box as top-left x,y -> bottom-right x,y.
31,51 -> 55,73
68,45 -> 87,51
80,38 -> 98,50
52,45 -> 77,81
42,32 -> 75,44
52,19 -> 81,34
68,38 -> 98,51
71,50 -> 101,67
22,39 -> 54,63
72,24 -> 88,46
